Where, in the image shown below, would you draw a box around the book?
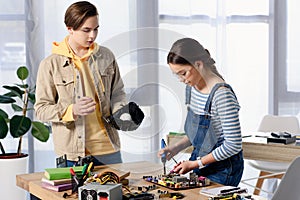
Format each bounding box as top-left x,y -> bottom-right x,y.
41,177 -> 71,186
41,182 -> 72,192
44,166 -> 84,180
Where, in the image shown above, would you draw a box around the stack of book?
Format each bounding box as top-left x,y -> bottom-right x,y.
41,166 -> 84,192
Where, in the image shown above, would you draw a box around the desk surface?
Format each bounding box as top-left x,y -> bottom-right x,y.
242,136 -> 300,163
168,134 -> 300,163
17,161 -> 222,200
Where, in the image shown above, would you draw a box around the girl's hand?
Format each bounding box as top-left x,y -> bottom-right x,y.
157,147 -> 177,161
172,160 -> 198,174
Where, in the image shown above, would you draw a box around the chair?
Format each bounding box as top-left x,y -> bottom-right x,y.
248,115 -> 300,195
271,156 -> 300,200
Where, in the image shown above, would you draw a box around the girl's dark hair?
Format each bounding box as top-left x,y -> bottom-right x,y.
167,38 -> 223,80
64,1 -> 98,30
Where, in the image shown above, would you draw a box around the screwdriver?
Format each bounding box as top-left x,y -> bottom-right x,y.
161,139 -> 167,175
162,139 -> 178,164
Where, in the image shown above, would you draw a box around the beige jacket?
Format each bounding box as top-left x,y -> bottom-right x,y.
34,43 -> 126,161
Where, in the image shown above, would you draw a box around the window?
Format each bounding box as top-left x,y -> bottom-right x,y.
277,0 -> 300,116
0,1 -> 26,70
0,0 -> 27,155
158,0 -> 270,132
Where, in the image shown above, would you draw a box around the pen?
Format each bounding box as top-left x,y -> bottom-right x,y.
81,163 -> 88,180
254,135 -> 269,138
209,193 -> 240,200
86,162 -> 94,174
209,195 -> 233,200
218,188 -> 248,196
220,187 -> 240,194
70,167 -> 79,185
83,162 -> 94,179
271,132 -> 281,138
282,132 -> 292,138
82,163 -> 88,175
242,135 -> 251,138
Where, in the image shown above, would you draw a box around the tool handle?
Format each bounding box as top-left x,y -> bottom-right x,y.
161,139 -> 166,162
161,139 -> 166,149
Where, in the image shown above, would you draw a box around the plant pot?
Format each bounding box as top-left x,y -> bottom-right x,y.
0,153 -> 28,200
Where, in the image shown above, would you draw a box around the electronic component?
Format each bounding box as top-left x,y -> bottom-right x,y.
76,155 -> 97,166
78,183 -> 122,200
159,192 -> 185,199
271,132 -> 291,138
122,185 -> 157,199
80,189 -> 98,200
123,192 -> 155,200
172,176 -> 188,183
56,154 -> 67,168
266,131 -> 296,144
143,172 -> 210,190
208,189 -> 251,200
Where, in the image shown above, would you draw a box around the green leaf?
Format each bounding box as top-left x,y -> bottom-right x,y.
17,66 -> 29,80
16,83 -> 29,89
28,92 -> 36,104
0,109 -> 9,119
10,115 -> 31,138
0,95 -> 16,103
12,103 -> 23,112
31,121 -> 50,142
0,115 -> 8,139
3,91 -> 19,97
3,86 -> 23,98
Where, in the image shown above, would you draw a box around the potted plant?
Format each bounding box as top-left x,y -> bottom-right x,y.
0,66 -> 50,199
0,66 -> 50,155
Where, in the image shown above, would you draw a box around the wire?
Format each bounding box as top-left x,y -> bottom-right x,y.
87,171 -> 120,185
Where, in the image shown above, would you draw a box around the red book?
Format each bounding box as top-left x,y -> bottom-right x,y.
41,182 -> 72,192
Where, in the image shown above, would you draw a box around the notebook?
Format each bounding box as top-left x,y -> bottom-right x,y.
44,166 -> 84,180
41,182 -> 72,192
41,177 -> 72,186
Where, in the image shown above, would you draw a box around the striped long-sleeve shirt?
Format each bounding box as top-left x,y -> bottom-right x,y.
189,86 -> 242,161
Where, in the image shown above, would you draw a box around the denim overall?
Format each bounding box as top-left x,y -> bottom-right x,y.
185,83 -> 244,186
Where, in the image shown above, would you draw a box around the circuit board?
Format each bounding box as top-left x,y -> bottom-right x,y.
143,172 -> 210,190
